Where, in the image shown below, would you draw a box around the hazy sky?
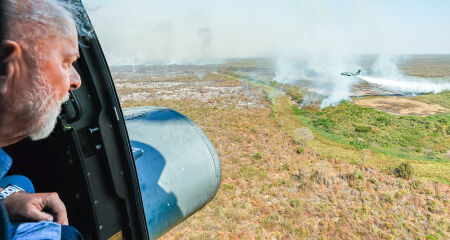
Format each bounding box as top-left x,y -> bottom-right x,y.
83,0 -> 450,65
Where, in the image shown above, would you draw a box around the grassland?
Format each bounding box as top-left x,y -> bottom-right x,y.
114,70 -> 449,240
246,74 -> 450,183
356,55 -> 450,78
291,99 -> 449,182
413,91 -> 450,109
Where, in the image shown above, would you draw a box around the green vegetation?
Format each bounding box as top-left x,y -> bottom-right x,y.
354,125 -> 372,133
296,146 -> 304,154
392,162 -> 413,179
347,169 -> 365,180
349,140 -> 370,149
288,199 -> 303,209
284,85 -> 304,103
239,166 -> 267,180
269,80 -> 305,104
293,100 -> 449,162
263,86 -> 449,183
252,152 -> 263,160
262,213 -> 279,228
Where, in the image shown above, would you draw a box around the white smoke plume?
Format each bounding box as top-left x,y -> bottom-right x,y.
272,57 -> 361,107
273,56 -> 450,107
273,59 -> 303,84
358,56 -> 450,94
358,75 -> 450,94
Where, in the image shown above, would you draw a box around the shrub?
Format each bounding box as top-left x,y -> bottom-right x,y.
382,192 -> 394,203
262,214 -> 279,228
310,170 -> 324,184
410,180 -> 421,190
355,125 -> 372,133
312,118 -> 336,130
289,199 -> 303,209
285,85 -> 304,103
252,152 -> 263,160
423,187 -> 434,195
350,140 -> 369,149
296,146 -> 304,154
352,169 -> 364,180
269,80 -> 282,88
437,118 -> 448,124
281,163 -> 290,171
393,162 -> 413,179
426,235 -> 437,240
427,200 -> 438,213
375,116 -> 391,126
425,151 -> 438,160
301,101 -> 321,112
222,184 -> 235,191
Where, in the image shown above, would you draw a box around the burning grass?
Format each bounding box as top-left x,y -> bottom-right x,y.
115,71 -> 449,239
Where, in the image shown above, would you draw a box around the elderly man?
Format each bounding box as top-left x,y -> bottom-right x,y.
0,0 -> 83,239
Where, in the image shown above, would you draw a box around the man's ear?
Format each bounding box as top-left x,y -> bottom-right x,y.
0,40 -> 22,94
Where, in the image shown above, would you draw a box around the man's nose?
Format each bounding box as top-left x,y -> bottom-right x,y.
69,66 -> 81,90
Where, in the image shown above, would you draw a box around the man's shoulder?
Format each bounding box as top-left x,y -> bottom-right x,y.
0,148 -> 12,179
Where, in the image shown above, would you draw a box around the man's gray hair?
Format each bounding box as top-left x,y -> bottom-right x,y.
0,0 -> 79,140
4,0 -> 78,53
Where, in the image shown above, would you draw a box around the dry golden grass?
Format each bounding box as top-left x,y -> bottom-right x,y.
116,74 -> 449,240
353,97 -> 449,116
399,55 -> 450,78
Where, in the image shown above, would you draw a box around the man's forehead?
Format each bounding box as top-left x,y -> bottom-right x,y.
63,48 -> 79,58
62,34 -> 79,58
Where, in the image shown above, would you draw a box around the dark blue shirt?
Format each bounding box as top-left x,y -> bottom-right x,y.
0,148 -> 12,179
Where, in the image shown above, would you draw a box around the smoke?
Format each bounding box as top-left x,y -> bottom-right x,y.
273,59 -> 303,84
358,75 -> 450,94
83,0 -> 450,65
197,27 -> 213,60
272,57 -> 361,107
81,0 -> 450,106
273,55 -> 450,108
358,56 -> 450,94
196,72 -> 205,80
371,55 -> 403,78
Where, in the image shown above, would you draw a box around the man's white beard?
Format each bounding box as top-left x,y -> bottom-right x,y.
29,93 -> 70,141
